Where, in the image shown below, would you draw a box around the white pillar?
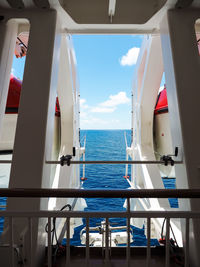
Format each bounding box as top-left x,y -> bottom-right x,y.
3,10 -> 61,266
160,8 -> 200,267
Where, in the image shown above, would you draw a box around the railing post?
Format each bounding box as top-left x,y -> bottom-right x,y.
86,217 -> 90,267
48,217 -> 52,267
185,218 -> 189,267
105,217 -> 110,267
146,217 -> 151,267
28,217 -> 33,267
126,198 -> 130,267
165,218 -> 170,267
9,217 -> 14,267
66,217 -> 70,266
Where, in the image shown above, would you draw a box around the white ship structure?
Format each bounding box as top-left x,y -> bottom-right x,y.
0,0 -> 200,266
126,36 -> 182,243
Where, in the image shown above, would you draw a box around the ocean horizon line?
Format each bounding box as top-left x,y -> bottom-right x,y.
80,129 -> 131,131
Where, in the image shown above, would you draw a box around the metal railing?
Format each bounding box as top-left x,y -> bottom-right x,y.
0,188 -> 199,198
0,209 -> 197,267
0,188 -> 200,267
46,160 -> 183,165
0,159 -> 183,165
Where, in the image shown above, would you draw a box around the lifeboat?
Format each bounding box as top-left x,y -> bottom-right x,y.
153,86 -> 175,177
154,87 -> 168,115
0,75 -> 60,152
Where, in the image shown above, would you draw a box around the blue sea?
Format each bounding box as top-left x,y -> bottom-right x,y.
68,130 -> 177,246
0,130 -> 177,246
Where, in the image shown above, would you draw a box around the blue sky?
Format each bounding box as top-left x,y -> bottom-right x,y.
73,35 -> 143,129
12,35 -> 144,129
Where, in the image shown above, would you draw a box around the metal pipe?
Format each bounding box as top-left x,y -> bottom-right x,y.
57,197 -> 78,244
1,210 -> 200,219
46,160 -> 183,165
125,154 -> 128,178
0,188 -> 200,198
0,159 -> 183,165
82,153 -> 85,178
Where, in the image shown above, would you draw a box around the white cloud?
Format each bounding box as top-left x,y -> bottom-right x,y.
80,116 -> 129,129
99,91 -> 130,107
80,99 -> 86,105
79,92 -> 130,119
120,47 -> 140,66
80,116 -> 109,129
80,98 -> 89,109
80,110 -> 88,119
111,119 -> 120,123
79,93 -> 131,129
91,107 -> 116,113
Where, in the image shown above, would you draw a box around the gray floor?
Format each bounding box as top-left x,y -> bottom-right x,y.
46,247 -> 184,267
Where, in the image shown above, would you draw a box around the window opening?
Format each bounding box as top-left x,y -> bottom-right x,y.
0,20 -> 30,190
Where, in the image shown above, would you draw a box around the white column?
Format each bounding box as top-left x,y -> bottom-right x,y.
5,10 -> 61,266
9,10 -> 60,193
160,9 -> 200,267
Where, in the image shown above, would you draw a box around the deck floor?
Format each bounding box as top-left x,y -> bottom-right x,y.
45,246 -> 184,267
